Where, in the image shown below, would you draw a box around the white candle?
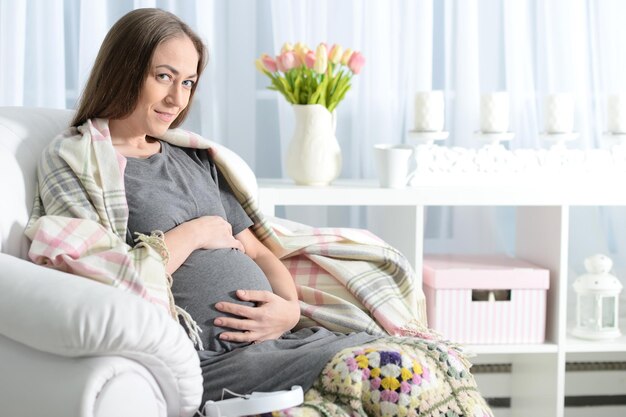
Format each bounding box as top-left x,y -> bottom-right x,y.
480,92 -> 509,133
544,93 -> 574,133
607,94 -> 626,133
414,91 -> 444,132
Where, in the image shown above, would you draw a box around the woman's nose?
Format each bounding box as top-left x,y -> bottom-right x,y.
166,85 -> 185,106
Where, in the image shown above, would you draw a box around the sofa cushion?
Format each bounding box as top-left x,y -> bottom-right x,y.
0,107 -> 72,257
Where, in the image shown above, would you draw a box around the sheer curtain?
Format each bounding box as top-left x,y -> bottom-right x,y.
0,0 -> 624,278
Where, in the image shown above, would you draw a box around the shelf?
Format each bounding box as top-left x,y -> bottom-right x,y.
465,334 -> 626,356
565,327 -> 626,353
464,342 -> 559,355
257,178 -> 625,417
257,178 -> 626,207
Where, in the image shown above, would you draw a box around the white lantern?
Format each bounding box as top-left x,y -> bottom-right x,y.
572,254 -> 623,340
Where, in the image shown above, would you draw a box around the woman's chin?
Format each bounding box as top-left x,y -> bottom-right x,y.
150,124 -> 171,136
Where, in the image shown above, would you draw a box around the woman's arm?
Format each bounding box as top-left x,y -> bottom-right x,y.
214,228 -> 300,343
237,229 -> 297,301
163,216 -> 244,275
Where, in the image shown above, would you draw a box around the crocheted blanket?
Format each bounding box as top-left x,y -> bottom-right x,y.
273,337 -> 493,417
26,118 -> 428,340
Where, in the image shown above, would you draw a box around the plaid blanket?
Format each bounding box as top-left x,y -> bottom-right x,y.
26,118 -> 428,341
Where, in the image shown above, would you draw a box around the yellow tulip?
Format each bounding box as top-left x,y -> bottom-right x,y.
329,44 -> 343,64
254,58 -> 266,74
341,48 -> 354,65
314,43 -> 328,74
281,42 -> 294,54
294,42 -> 309,64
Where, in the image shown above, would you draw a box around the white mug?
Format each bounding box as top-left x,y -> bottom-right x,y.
414,91 -> 444,132
480,92 -> 509,133
374,144 -> 414,188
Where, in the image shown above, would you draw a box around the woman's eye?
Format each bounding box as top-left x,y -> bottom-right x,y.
182,80 -> 195,88
157,73 -> 172,81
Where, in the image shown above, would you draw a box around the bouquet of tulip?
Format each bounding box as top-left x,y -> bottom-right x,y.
255,42 -> 365,112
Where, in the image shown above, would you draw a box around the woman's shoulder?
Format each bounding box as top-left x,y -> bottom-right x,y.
40,125 -> 80,154
165,140 -> 212,163
39,122 -> 96,170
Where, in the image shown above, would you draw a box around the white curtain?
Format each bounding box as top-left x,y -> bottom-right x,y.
0,0 -> 624,277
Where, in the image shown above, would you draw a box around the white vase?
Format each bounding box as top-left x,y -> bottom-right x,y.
286,104 -> 342,186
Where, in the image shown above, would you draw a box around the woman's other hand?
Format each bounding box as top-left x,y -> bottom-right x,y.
190,215 -> 244,252
214,289 -> 300,343
164,215 -> 243,275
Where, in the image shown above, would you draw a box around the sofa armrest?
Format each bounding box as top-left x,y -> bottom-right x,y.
0,334 -> 165,417
0,253 -> 202,417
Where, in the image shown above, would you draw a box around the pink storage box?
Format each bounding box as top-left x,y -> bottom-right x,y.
423,254 -> 550,344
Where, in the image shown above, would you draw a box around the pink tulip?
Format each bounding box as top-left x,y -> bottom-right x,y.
304,50 -> 316,69
292,52 -> 304,68
279,51 -> 298,71
261,54 -> 277,73
275,54 -> 286,72
348,51 -> 365,74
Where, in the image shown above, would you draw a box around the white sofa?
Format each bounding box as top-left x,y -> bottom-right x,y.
0,107 -> 204,417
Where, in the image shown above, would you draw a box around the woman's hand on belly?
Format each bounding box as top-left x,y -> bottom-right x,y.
164,216 -> 244,274
192,216 -> 244,252
214,289 -> 300,343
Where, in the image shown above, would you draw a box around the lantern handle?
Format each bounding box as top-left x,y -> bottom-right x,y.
584,254 -> 613,274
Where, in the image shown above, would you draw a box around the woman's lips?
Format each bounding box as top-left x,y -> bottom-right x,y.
155,110 -> 175,123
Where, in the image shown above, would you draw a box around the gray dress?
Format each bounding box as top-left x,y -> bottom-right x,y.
124,141 -> 377,402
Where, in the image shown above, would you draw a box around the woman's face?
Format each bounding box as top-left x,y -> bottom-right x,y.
124,35 -> 199,137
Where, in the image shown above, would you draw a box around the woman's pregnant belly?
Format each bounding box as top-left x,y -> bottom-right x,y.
171,247 -> 273,352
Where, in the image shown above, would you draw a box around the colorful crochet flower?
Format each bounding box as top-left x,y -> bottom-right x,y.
309,340 -> 493,417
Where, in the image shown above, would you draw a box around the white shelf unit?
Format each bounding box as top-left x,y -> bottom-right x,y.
257,177 -> 626,417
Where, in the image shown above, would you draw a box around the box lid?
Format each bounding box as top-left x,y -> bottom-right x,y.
423,254 -> 550,289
